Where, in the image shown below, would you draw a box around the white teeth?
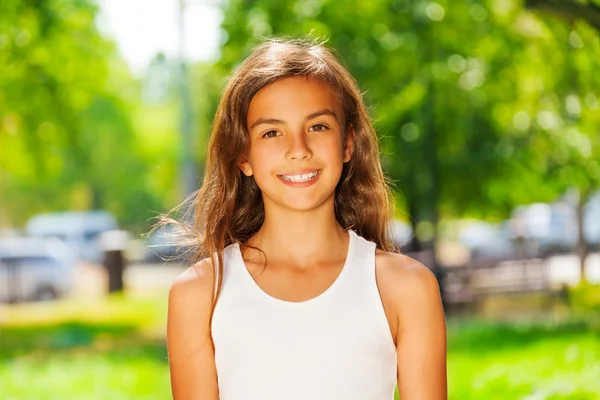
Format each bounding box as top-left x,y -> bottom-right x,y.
281,171 -> 319,182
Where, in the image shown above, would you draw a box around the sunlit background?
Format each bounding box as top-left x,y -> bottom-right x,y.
1,0 -> 599,398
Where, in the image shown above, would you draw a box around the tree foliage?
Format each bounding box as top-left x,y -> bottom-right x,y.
0,0 -> 162,231
213,0 -> 600,249
1,0 -> 598,242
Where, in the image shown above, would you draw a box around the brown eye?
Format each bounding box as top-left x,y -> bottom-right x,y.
262,130 -> 279,139
309,124 -> 328,132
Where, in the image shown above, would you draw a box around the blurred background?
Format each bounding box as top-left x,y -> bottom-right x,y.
1,0 -> 599,398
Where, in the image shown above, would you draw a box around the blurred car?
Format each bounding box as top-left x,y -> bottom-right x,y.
583,190 -> 600,251
145,225 -> 189,264
0,237 -> 75,303
458,220 -> 515,261
25,210 -> 118,262
511,191 -> 600,257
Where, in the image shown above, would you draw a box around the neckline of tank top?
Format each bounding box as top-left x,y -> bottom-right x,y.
231,229 -> 358,309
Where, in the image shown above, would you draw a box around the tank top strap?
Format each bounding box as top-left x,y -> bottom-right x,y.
342,230 -> 377,282
349,230 -> 377,260
342,232 -> 393,344
215,244 -> 246,301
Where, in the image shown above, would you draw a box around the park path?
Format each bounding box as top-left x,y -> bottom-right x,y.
71,252 -> 600,299
70,261 -> 186,299
1,253 -> 596,326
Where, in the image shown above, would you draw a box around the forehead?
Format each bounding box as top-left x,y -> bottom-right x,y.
247,76 -> 342,125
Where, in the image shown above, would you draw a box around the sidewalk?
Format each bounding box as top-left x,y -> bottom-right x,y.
71,262 -> 186,300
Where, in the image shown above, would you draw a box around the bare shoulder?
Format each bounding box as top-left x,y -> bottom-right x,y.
167,258 -> 221,398
374,250 -> 444,334
375,250 -> 441,299
169,257 -> 215,299
167,257 -> 216,355
376,251 -> 447,398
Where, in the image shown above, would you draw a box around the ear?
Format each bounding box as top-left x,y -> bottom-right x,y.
343,126 -> 355,163
238,157 -> 253,176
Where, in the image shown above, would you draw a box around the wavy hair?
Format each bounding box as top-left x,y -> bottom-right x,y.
155,38 -> 395,314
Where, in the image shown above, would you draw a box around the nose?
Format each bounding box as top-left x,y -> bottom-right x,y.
287,132 -> 312,161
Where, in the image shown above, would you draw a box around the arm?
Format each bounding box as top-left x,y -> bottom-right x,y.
378,253 -> 447,399
167,259 -> 220,400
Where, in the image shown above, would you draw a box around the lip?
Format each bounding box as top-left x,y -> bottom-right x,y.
277,169 -> 322,188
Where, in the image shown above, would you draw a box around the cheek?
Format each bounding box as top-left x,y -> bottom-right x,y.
319,135 -> 345,161
248,144 -> 279,173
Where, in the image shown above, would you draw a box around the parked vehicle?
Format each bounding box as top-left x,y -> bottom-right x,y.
25,210 -> 118,262
458,220 -> 515,261
145,225 -> 189,264
583,191 -> 600,250
511,191 -> 600,257
0,237 -> 75,303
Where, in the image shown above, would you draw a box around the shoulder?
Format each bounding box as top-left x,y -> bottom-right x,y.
375,250 -> 440,297
168,257 -> 216,323
167,258 -> 216,357
376,251 -> 447,397
169,257 -> 216,300
167,258 -> 221,397
375,250 -> 443,330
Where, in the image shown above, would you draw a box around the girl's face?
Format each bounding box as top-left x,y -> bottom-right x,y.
240,76 -> 353,213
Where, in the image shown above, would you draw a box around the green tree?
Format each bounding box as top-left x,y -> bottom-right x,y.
525,0 -> 600,281
0,0 -> 163,232
213,0 -> 599,248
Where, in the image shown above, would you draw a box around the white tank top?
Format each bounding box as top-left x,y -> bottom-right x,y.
211,230 -> 397,400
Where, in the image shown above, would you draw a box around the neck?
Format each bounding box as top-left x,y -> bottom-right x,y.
248,198 -> 348,268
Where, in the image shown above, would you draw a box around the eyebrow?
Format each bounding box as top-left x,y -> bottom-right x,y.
249,109 -> 338,130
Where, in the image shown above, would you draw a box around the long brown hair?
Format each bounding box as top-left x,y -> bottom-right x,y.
155,37 -> 395,312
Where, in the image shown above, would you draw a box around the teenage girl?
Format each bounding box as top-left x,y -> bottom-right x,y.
166,38 -> 447,400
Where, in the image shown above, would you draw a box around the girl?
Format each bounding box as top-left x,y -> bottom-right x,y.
166,38 -> 447,400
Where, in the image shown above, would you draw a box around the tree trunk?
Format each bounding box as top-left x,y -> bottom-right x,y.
104,250 -> 126,293
90,184 -> 102,210
576,187 -> 590,283
406,191 -> 423,253
423,20 -> 446,309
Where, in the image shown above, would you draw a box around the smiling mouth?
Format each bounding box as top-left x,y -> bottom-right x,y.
278,170 -> 321,183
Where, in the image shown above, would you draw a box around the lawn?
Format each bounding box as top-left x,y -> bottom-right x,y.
1,292 -> 598,399
445,320 -> 600,399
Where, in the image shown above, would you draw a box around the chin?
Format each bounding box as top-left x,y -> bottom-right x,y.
275,193 -> 335,213
284,202 -> 322,212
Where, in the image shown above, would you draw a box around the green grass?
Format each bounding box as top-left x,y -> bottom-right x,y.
0,293 -> 171,400
446,320 -> 600,399
1,293 -> 599,399
2,351 -> 169,400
